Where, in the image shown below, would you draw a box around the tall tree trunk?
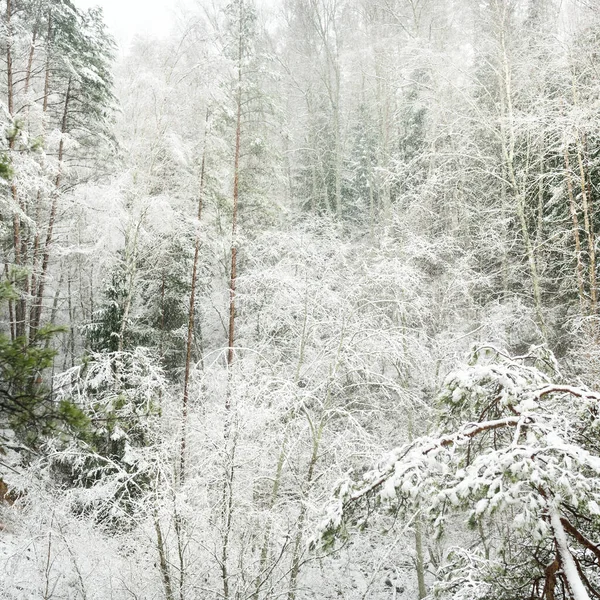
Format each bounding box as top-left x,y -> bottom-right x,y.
570,70 -> 597,313
549,509 -> 591,600
564,141 -> 587,312
159,271 -> 165,357
43,268 -> 64,351
116,216 -> 144,353
30,78 -> 71,338
180,110 -> 208,483
4,264 -> 14,341
174,508 -> 186,600
6,0 -> 25,339
227,16 -> 243,372
16,23 -> 41,333
24,27 -> 38,95
222,7 -> 245,597
499,28 -> 545,335
6,0 -> 14,119
407,409 -> 427,599
333,99 -> 342,218
374,45 -> 391,225
67,266 -> 75,367
221,434 -> 237,600
254,287 -> 310,599
155,517 -> 176,600
29,14 -> 53,340
576,137 -> 597,313
535,142 -> 545,261
287,414 -> 323,600
287,325 -> 346,600
415,519 -> 427,600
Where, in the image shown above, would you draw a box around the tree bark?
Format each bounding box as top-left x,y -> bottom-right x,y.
499,26 -> 545,335
30,78 -> 71,338
227,9 -> 243,371
155,517 -> 176,600
29,13 -> 53,341
287,415 -> 322,600
563,141 -> 587,312
180,109 -> 209,483
222,7 -> 245,597
575,136 -> 597,313
6,0 -> 26,339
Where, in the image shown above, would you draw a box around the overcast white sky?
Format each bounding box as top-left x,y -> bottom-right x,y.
74,0 -> 278,50
74,0 -> 179,50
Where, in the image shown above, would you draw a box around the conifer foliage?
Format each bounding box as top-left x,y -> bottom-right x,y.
3,1 -> 600,599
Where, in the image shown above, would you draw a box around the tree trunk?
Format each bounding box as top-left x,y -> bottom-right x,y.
116,216 -> 143,353
6,0 -> 26,339
499,28 -> 545,335
563,142 -> 587,312
287,415 -> 322,600
155,517 -> 176,600
415,519 -> 427,600
4,264 -> 14,341
29,15 -> 53,340
549,508 -> 591,600
222,7 -> 245,596
575,137 -> 597,313
30,78 -> 71,338
221,431 -> 237,600
43,269 -> 64,350
180,109 -> 208,483
227,16 -> 243,371
24,26 -> 38,94
254,288 -> 310,599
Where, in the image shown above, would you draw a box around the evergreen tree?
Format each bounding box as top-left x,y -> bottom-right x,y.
0,282 -> 86,450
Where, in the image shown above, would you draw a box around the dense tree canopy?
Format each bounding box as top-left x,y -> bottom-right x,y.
2,0 -> 600,599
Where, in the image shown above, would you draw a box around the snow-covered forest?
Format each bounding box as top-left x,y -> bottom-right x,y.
2,0 -> 600,598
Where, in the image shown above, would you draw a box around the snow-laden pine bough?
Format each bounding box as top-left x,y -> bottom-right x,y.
314,346 -> 600,600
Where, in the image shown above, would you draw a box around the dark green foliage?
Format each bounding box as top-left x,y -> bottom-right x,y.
294,102 -> 339,215
0,152 -> 13,180
25,0 -> 118,161
137,239 -> 193,375
224,0 -> 258,62
88,270 -> 127,353
0,283 -> 87,449
52,349 -> 164,527
397,70 -> 428,165
344,103 -> 379,222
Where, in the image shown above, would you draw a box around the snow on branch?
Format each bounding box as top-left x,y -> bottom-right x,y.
315,346 -> 600,599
